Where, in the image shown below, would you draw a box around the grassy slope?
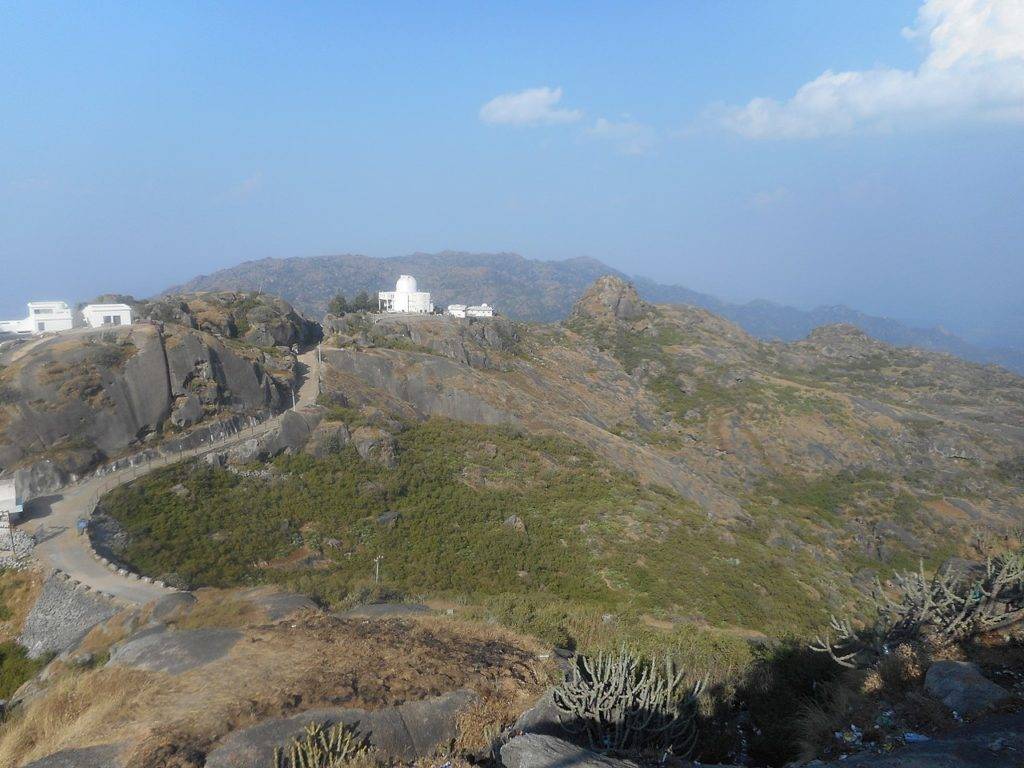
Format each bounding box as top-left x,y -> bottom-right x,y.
0,571 -> 46,699
101,419 -> 881,671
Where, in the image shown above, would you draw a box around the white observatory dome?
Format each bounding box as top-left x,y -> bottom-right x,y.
395,275 -> 418,294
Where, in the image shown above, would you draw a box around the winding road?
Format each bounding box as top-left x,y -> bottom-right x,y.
24,348 -> 321,604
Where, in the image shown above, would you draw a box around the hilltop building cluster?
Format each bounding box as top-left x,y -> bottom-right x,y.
0,301 -> 133,337
377,275 -> 494,318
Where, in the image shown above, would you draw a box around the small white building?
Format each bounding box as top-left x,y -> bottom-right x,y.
446,303 -> 495,319
446,304 -> 467,318
0,301 -> 74,335
378,275 -> 434,314
466,303 -> 494,318
0,476 -> 22,524
82,303 -> 133,328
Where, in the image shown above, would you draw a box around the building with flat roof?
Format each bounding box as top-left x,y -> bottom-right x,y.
0,301 -> 73,335
446,303 -> 495,319
82,303 -> 133,328
466,303 -> 494,318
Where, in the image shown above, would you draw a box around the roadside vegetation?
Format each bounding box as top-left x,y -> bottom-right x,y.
0,571 -> 45,703
99,418 -> 947,674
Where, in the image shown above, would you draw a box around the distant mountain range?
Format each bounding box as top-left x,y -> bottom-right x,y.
169,251 -> 1024,373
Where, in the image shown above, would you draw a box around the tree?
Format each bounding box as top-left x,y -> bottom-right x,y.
352,291 -> 374,312
327,294 -> 349,315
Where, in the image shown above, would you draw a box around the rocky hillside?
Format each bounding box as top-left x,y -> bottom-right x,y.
99,278 -> 1024,650
169,251 -> 1024,372
0,293 -> 315,491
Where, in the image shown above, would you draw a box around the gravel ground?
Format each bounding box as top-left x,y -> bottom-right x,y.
0,529 -> 36,569
19,572 -> 119,659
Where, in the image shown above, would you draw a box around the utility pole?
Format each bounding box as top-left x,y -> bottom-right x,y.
373,554 -> 383,584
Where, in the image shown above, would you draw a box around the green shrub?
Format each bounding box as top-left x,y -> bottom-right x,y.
0,641 -> 46,699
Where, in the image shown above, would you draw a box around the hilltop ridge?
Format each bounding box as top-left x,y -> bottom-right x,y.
168,251 -> 1024,372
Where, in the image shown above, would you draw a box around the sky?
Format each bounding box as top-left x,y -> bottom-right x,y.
1,1 -> 1022,348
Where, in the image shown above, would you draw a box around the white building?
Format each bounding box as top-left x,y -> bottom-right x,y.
0,476 -> 22,524
82,303 -> 133,328
378,275 -> 434,314
446,303 -> 494,319
0,301 -> 74,335
466,303 -> 494,318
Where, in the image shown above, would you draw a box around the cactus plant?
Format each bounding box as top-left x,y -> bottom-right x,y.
812,551 -> 1024,667
551,648 -> 704,758
271,721 -> 369,768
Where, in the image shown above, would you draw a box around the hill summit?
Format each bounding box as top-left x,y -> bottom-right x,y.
570,275 -> 646,323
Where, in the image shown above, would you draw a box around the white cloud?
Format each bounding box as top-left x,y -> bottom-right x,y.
714,0 -> 1024,138
479,86 -> 583,126
587,117 -> 657,155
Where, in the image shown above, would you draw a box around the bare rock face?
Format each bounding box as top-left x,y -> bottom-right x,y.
304,420 -> 352,458
925,661 -> 1012,717
205,689 -> 477,767
569,275 -> 646,324
0,322 -> 299,484
108,625 -> 241,675
138,292 -> 321,349
501,735 -> 640,768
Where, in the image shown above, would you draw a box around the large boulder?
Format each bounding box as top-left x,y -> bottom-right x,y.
304,420 -> 352,458
925,661 -> 1012,717
108,625 -> 240,675
0,323 -> 297,483
205,689 -> 477,767
23,744 -> 125,768
569,276 -> 646,324
500,735 -> 639,768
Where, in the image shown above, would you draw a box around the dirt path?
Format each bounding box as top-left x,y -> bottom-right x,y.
24,348 -> 321,604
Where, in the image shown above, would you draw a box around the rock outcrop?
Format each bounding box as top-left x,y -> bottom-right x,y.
0,321 -> 299,484
500,734 -> 640,768
137,291 -> 321,349
205,689 -> 478,766
924,660 -> 1012,717
569,276 -> 646,324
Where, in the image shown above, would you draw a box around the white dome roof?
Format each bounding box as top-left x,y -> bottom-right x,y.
395,274 -> 418,293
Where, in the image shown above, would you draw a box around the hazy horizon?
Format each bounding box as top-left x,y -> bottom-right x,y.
2,1 -> 1022,350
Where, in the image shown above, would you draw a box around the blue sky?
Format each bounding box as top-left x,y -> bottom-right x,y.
1,1 -> 1022,348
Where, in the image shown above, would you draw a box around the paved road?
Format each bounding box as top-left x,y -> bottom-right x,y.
25,348 -> 321,604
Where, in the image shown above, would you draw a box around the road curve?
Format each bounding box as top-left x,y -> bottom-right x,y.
25,348 -> 320,605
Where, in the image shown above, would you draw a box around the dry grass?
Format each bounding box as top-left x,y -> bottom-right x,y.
0,570 -> 42,643
795,681 -> 873,762
77,609 -> 139,659
861,643 -> 925,696
168,589 -> 263,630
0,667 -> 164,768
455,690 -> 530,758
0,598 -> 549,767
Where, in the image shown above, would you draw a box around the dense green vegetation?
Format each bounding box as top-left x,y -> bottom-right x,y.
327,291 -> 376,315
100,419 -> 891,660
0,641 -> 44,700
